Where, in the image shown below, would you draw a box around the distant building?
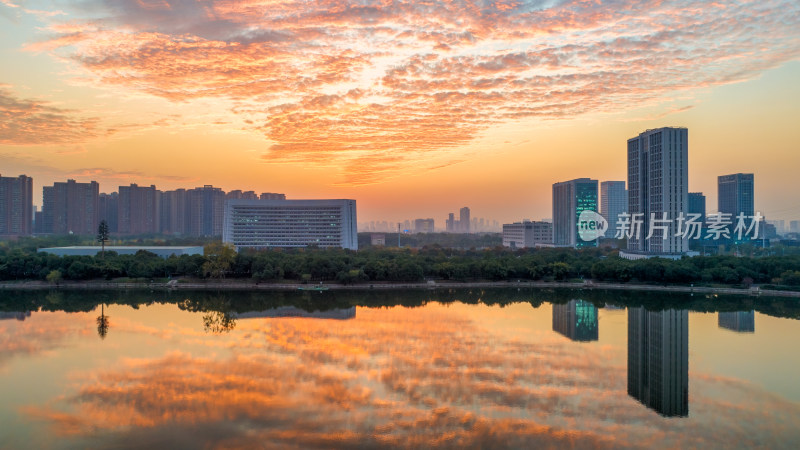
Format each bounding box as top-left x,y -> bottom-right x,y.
502,221 -> 552,248
718,311 -> 755,333
628,307 -> 689,417
223,199 -> 357,251
39,246 -> 203,258
718,173 -> 754,217
459,207 -> 471,233
370,234 -> 386,246
600,181 -> 626,231
625,127 -> 689,258
446,213 -> 455,232
188,185 -> 225,237
767,220 -> 785,236
41,179 -> 100,235
718,173 -> 755,243
98,192 -> 119,233
552,299 -> 599,342
552,178 -> 598,248
160,189 -> 190,235
414,218 -> 435,233
790,220 -> 800,234
260,192 -> 286,200
118,184 -> 160,234
226,190 -> 259,200
688,192 -> 706,224
0,174 -> 33,237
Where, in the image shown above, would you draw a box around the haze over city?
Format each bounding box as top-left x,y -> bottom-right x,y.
1,0 -> 799,224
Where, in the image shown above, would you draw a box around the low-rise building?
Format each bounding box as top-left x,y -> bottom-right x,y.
502,221 -> 553,249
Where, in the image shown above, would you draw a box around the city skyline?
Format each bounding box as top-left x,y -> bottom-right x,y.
0,1 -> 799,225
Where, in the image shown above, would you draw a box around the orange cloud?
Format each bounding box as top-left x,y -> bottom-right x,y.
0,85 -> 100,146
24,0 -> 800,183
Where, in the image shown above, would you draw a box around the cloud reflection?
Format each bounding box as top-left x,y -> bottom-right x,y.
21,306 -> 800,448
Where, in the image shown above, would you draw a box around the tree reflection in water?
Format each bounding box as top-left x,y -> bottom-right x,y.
96,304 -> 109,340
202,310 -> 236,334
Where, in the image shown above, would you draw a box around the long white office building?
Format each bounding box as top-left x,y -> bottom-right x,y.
223,199 -> 357,251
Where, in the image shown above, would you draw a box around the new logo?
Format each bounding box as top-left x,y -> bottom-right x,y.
578,210 -> 608,241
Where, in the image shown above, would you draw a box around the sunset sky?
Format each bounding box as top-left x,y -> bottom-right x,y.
1,0 -> 798,224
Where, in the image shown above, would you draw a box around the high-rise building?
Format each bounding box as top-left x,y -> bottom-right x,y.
98,192 -> 119,233
414,218 -> 435,233
718,311 -> 755,333
459,207 -> 471,233
790,220 -> 800,234
223,199 -> 357,250
41,179 -> 99,235
160,189 -> 190,235
688,192 -> 706,224
600,181 -> 627,231
552,299 -> 598,341
628,307 -> 689,417
502,221 -> 552,248
718,173 -> 754,217
446,213 -> 455,232
188,185 -> 225,237
0,174 -> 33,237
626,127 -> 689,256
552,178 -> 598,248
118,184 -> 160,234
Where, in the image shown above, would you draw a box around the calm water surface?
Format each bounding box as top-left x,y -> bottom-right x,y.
1,288 -> 798,449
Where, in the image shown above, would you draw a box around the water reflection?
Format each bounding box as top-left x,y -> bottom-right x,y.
627,307 -> 689,417
233,306 -> 356,320
3,292 -> 800,448
0,311 -> 31,321
718,311 -> 755,333
96,304 -> 109,339
552,299 -> 598,342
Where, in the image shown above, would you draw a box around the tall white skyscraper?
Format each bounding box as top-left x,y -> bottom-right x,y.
626,127 -> 688,256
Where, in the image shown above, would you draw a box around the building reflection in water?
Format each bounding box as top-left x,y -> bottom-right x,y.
552,299 -> 598,342
0,311 -> 31,321
718,311 -> 755,333
233,306 -> 356,320
627,307 -> 689,417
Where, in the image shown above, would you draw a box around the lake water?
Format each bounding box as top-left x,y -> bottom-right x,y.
1,288 -> 799,449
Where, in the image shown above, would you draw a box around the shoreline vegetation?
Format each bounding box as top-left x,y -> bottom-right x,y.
1,234 -> 799,299
1,279 -> 799,298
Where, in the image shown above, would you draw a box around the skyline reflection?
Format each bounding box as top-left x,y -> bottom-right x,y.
627,307 -> 690,417
552,299 -> 599,342
718,311 -> 756,333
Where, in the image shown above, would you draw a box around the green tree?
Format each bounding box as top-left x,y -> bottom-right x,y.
202,242 -> 236,278
97,220 -> 110,258
46,269 -> 62,286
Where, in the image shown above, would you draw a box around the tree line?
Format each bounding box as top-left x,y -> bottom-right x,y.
1,243 -> 799,288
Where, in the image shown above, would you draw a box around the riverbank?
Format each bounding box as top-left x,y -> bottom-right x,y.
1,279 -> 799,298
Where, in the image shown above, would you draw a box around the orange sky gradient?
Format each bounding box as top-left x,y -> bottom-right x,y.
0,0 -> 798,224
